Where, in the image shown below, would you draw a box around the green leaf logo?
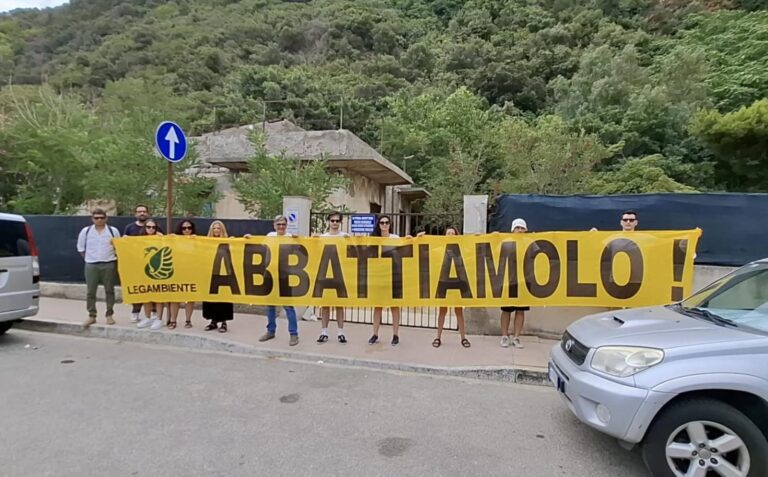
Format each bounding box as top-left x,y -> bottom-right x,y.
144,246 -> 174,280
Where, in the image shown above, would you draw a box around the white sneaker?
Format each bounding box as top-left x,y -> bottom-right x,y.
511,337 -> 525,349
150,318 -> 164,330
150,312 -> 158,321
137,318 -> 152,329
130,313 -> 140,323
500,336 -> 510,348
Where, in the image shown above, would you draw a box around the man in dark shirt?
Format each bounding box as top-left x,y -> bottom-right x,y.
124,204 -> 160,236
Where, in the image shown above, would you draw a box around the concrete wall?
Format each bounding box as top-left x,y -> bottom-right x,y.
209,169 -> 388,218
465,265 -> 738,339
212,173 -> 253,219
326,170 -> 385,212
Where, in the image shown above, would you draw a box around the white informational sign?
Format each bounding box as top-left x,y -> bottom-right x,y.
286,207 -> 300,235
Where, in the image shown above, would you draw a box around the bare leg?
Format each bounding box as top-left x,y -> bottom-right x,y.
391,307 -> 401,337
156,303 -> 165,322
435,307 -> 447,340
335,307 -> 344,330
501,310 -> 511,337
321,307 -> 330,331
513,310 -> 525,338
372,307 -> 382,336
169,303 -> 180,323
455,307 -> 466,341
143,303 -> 152,319
184,302 -> 194,323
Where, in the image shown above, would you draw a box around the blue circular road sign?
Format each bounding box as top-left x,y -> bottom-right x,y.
155,121 -> 188,163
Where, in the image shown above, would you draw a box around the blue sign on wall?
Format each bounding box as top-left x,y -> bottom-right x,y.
350,214 -> 376,234
154,121 -> 188,163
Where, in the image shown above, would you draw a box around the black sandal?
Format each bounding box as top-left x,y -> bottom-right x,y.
205,322 -> 218,331
184,321 -> 192,328
168,321 -> 177,330
461,338 -> 471,348
432,338 -> 441,348
218,322 -> 228,333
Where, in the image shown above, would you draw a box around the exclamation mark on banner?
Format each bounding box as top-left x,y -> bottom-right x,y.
671,239 -> 688,301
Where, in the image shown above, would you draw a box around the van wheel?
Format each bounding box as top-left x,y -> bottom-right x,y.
0,321 -> 12,335
642,398 -> 768,477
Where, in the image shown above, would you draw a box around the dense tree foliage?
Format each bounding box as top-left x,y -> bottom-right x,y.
1,0 -> 766,215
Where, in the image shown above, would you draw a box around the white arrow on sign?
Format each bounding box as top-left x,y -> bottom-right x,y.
164,125 -> 179,160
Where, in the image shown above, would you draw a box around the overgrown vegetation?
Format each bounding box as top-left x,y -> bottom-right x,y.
1,0 -> 766,215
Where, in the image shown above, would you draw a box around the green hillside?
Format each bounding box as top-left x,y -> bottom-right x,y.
1,0 -> 767,215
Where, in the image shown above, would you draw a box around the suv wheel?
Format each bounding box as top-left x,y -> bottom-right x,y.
642,398 -> 768,477
0,321 -> 13,335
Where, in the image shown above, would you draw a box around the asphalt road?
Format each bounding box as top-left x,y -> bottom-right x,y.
0,331 -> 648,477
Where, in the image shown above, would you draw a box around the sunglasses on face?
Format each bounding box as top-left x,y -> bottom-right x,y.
275,223 -> 287,227
379,221 -> 390,225
93,216 -> 106,220
181,226 -> 193,230
146,226 -> 157,229
329,219 -> 341,223
621,218 -> 637,222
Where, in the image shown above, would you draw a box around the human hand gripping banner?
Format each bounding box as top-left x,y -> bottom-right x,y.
114,230 -> 701,308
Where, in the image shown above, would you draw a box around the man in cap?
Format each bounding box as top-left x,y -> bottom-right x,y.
500,218 -> 529,348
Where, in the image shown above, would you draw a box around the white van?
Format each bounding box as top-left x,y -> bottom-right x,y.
0,212 -> 40,334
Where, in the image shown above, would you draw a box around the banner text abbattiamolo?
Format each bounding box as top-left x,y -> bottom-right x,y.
114,230 -> 701,308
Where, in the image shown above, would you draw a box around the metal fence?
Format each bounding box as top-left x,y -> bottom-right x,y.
309,211 -> 462,330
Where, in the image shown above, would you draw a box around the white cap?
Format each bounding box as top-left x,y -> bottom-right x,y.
511,218 -> 527,231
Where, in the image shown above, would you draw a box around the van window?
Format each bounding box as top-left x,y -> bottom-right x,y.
0,220 -> 30,257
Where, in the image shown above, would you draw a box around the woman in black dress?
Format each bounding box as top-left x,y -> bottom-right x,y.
203,220 -> 234,333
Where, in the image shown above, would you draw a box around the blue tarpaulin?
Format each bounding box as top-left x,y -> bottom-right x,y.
489,193 -> 768,267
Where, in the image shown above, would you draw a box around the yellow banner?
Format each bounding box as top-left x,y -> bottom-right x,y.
114,230 -> 701,308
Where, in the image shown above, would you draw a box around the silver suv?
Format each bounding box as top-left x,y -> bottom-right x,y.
0,212 -> 40,334
550,259 -> 768,477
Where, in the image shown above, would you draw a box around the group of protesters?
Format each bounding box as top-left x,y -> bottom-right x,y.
76,204 -> 640,349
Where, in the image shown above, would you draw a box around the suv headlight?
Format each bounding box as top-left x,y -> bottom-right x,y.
591,346 -> 664,377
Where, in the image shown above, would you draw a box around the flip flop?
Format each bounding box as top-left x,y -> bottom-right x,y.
461,338 -> 471,348
432,338 -> 441,348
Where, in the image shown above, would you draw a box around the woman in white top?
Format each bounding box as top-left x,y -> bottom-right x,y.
418,226 -> 470,348
137,219 -> 167,331
369,214 -> 409,346
316,212 -> 349,343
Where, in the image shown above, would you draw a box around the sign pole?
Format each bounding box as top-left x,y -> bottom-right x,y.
166,161 -> 173,234
155,120 -> 188,234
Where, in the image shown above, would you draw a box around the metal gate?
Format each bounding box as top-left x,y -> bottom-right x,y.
309,211 -> 462,330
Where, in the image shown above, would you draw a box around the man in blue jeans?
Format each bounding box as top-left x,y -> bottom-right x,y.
257,215 -> 299,346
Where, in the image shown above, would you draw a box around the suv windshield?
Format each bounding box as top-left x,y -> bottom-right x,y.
679,262 -> 768,333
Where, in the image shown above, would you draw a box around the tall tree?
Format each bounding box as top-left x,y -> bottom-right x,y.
232,133 -> 349,218
690,98 -> 768,191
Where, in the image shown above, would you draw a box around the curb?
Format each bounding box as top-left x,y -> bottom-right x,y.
16,318 -> 551,386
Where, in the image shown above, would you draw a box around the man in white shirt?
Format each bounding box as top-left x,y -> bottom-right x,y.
317,212 -> 349,343
76,208 -> 121,327
258,215 -> 300,346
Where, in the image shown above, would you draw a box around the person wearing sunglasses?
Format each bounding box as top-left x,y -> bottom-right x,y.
136,219 -> 168,331
317,212 -> 349,344
258,215 -> 300,346
76,208 -> 121,327
123,204 -> 162,323
417,226 -> 471,349
619,210 -> 638,232
167,219 -> 197,329
590,210 -> 639,232
369,214 -> 407,346
202,221 -> 235,333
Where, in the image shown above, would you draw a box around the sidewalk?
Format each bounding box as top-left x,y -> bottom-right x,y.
17,298 -> 558,385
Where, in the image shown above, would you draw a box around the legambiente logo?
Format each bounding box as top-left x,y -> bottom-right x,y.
144,246 -> 174,280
